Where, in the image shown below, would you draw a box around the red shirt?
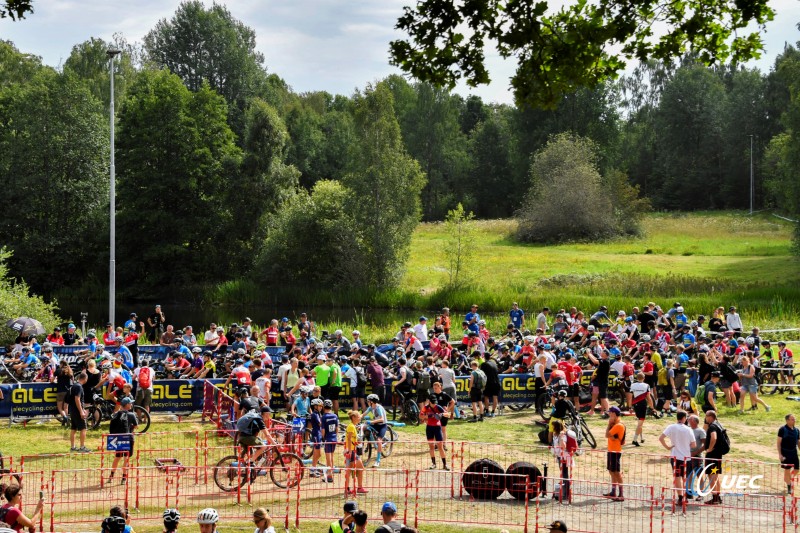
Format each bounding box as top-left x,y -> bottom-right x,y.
233,368 -> 252,385
643,361 -> 654,376
557,361 -> 575,385
1,504 -> 22,532
421,403 -> 444,427
623,362 -> 635,379
103,331 -> 116,346
264,327 -> 279,345
47,334 -> 64,345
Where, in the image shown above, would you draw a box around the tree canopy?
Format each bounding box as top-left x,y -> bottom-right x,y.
390,0 -> 775,108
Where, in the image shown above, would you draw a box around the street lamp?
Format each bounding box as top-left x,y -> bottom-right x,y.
749,134 -> 754,215
108,49 -> 121,327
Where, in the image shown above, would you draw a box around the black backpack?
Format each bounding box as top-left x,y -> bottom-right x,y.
355,366 -> 367,388
0,505 -> 11,524
711,422 -> 731,455
109,411 -> 131,435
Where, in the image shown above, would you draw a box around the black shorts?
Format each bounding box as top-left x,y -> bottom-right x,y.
570,384 -> 580,398
351,386 -> 366,399
782,453 -> 800,470
597,383 -> 608,400
607,452 -> 622,472
469,387 -> 483,403
661,385 -> 674,401
483,383 -> 500,398
321,385 -> 331,399
373,385 -> 386,403
440,415 -> 449,427
425,425 -> 444,442
670,457 -> 686,477
705,456 -> 723,473
324,441 -> 337,454
633,401 -> 648,420
70,414 -> 86,431
328,386 -> 341,400
115,446 -> 133,459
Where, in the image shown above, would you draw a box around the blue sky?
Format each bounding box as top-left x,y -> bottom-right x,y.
1,0 -> 799,104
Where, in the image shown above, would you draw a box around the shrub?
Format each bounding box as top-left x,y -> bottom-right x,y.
0,248 -> 60,345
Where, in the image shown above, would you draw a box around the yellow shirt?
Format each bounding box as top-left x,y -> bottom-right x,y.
345,423 -> 358,451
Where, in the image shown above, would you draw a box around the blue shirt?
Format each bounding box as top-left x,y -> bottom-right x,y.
293,396 -> 310,417
321,412 -> 339,442
124,319 -> 137,330
120,368 -> 133,384
465,311 -> 481,324
117,345 -> 134,369
310,411 -> 322,437
23,354 -> 38,366
675,314 -> 689,327
682,333 -> 696,348
509,309 -> 525,329
591,311 -> 610,322
177,345 -> 192,358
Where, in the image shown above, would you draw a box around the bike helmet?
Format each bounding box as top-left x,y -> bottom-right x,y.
619,333 -> 628,342
192,346 -> 202,353
641,335 -> 651,342
745,336 -> 755,346
101,516 -> 126,533
559,343 -> 567,350
163,509 -> 181,523
197,508 -> 219,524
676,306 -> 684,313
174,337 -> 184,345
403,322 -> 412,328
557,389 -> 568,398
101,362 -> 112,370
367,394 -> 380,403
310,398 -> 324,407
323,399 -> 333,409
300,386 -> 313,395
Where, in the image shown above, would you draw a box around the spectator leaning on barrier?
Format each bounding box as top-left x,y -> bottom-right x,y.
659,411 -> 696,508
778,414 -> 800,495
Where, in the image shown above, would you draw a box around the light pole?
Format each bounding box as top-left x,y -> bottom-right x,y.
749,134 -> 754,215
108,49 -> 121,327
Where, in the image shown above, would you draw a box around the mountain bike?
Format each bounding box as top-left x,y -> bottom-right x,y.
213,445 -> 304,491
392,388 -> 420,426
568,412 -> 596,449
359,423 -> 398,467
86,390 -> 151,433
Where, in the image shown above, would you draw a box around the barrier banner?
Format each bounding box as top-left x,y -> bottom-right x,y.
0,370 -> 620,418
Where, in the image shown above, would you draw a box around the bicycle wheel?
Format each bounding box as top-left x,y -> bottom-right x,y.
270,452 -> 304,489
213,455 -> 247,492
301,429 -> 314,460
507,404 -> 529,412
382,427 -> 397,457
87,406 -> 102,430
759,372 -> 778,395
580,418 -> 597,449
536,394 -> 551,420
362,440 -> 375,467
133,407 -> 150,434
404,400 -> 420,426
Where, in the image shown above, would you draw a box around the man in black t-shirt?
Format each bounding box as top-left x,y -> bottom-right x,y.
481,358 -> 501,418
429,382 -> 455,443
147,305 -> 165,342
63,323 -> 82,345
68,372 -> 90,452
703,410 -> 726,505
587,347 -> 611,417
778,414 -> 800,495
108,397 -> 138,484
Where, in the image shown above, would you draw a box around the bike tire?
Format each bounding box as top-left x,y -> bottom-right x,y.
362,440 -> 375,467
382,427 -> 397,457
301,429 -> 314,460
270,452 -> 304,489
580,418 -> 597,449
87,406 -> 102,430
213,455 -> 247,492
760,373 -> 778,395
536,394 -> 551,420
133,407 -> 150,434
507,404 -> 528,412
404,400 -> 420,426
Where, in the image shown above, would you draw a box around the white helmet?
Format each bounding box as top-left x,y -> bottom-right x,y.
641,335 -> 651,342
676,306 -> 684,313
745,336 -> 755,346
197,508 -> 219,524
619,333 -> 628,342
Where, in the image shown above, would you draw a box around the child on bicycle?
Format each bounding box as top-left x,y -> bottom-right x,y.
344,410 -> 368,497
363,394 -> 388,467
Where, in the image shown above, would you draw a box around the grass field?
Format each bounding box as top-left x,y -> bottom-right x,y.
205,211 -> 800,333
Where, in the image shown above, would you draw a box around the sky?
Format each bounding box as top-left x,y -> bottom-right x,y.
1,0 -> 800,105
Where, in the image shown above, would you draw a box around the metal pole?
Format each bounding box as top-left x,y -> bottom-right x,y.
108,50 -> 120,327
749,134 -> 754,215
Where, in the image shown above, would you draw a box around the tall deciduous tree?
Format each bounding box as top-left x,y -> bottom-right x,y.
390,0 -> 774,108
143,1 -> 266,136
63,35 -> 140,110
344,82 -> 427,288
0,62 -> 108,293
116,70 -> 241,293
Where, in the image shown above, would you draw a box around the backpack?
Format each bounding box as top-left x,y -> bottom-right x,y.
0,505 -> 11,524
428,367 -> 441,385
416,369 -> 431,392
711,422 -> 731,455
473,369 -> 487,391
694,384 -> 706,407
138,367 -> 153,389
236,411 -> 261,436
355,367 -> 367,388
657,367 -> 668,386
109,411 -> 131,435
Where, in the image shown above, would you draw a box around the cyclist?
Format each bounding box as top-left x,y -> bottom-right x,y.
321,399 -> 340,484
196,508 -> 219,533
101,516 -> 126,533
163,509 -> 180,533
548,389 -> 576,442
309,398 -> 324,478
363,393 -> 389,467
428,382 -> 455,444
236,407 -> 269,466
779,342 -> 795,394
420,397 -> 449,470
291,387 -> 311,418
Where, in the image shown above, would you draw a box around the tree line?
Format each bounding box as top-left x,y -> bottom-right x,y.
0,2 -> 798,301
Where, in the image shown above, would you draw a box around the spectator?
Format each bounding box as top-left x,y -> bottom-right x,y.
603,406 -> 625,502
204,324 -> 219,348
107,398 -> 138,485
467,360 -> 485,422
133,360 -> 154,413
0,484 -> 43,533
68,372 -> 90,452
343,410 -> 367,497
548,520 -> 568,533
702,372 -> 721,412
738,355 -> 770,413
55,360 -> 74,426
778,414 -> 800,495
352,510 -> 368,533
703,410 -> 729,505
420,397 -> 448,471
509,302 -> 525,330
725,306 -> 743,333
328,501 -> 357,533
182,326 -> 197,346
687,414 -> 706,497
551,420 -> 575,503
63,323 -> 82,346
659,411 -> 696,508
109,506 -> 134,533
163,509 -> 180,533
159,325 -> 176,347
253,508 -> 274,533
630,372 -> 654,446
374,502 -> 406,533
102,516 -> 127,533
536,307 -> 550,332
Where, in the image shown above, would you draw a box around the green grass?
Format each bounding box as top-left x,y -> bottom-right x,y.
203,211 -> 800,334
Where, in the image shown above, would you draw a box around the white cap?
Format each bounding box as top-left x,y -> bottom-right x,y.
317,354 -> 327,361
352,330 -> 360,335
334,329 -> 343,336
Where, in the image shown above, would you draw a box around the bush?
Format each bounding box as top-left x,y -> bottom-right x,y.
516,133 -> 648,243
0,248 -> 61,345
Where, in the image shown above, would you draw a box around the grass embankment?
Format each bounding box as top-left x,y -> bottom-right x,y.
207,212 -> 800,330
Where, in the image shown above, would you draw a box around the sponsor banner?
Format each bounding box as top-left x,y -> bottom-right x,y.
0,371 -> 621,418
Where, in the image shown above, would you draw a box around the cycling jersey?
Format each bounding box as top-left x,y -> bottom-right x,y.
321,412 -> 339,442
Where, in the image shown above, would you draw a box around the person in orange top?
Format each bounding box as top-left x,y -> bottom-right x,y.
441,307 -> 451,339
604,406 -> 626,501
